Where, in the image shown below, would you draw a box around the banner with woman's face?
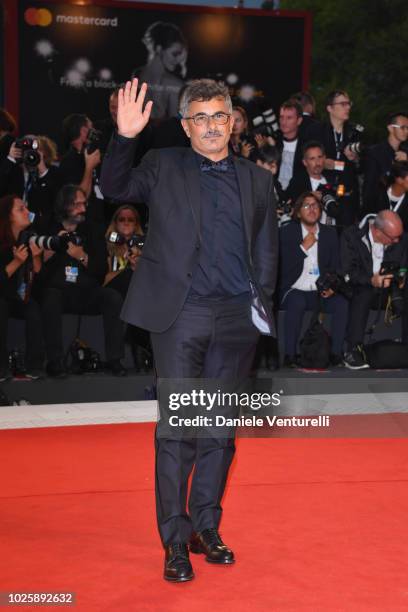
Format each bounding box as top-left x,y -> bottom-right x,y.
15,1 -> 310,142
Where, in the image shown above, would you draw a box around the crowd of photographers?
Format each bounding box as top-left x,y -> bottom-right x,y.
1,85 -> 408,379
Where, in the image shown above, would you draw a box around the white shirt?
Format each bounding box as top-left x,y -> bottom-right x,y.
278,139 -> 298,189
368,225 -> 384,274
387,187 -> 405,213
292,223 -> 320,291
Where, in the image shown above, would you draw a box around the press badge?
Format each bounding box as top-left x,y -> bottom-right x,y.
65,266 -> 79,283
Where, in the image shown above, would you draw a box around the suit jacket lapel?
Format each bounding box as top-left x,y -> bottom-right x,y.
233,157 -> 254,252
183,148 -> 201,239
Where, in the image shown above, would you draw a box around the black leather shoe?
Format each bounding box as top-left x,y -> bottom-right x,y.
189,528 -> 235,564
107,360 -> 127,376
164,543 -> 194,582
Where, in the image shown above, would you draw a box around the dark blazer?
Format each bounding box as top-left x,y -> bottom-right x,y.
364,186 -> 408,233
305,120 -> 361,225
340,221 -> 407,287
100,133 -> 279,334
284,170 -> 333,203
278,220 -> 340,301
275,133 -> 305,180
0,160 -> 60,233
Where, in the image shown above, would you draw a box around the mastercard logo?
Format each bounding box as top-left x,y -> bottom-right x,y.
24,8 -> 53,26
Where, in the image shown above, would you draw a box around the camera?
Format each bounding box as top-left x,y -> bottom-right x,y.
108,232 -> 145,250
316,272 -> 353,300
17,230 -> 82,252
380,261 -> 406,317
339,124 -> 365,156
278,197 -> 292,216
252,109 -> 279,139
316,184 -> 341,218
14,137 -> 41,168
86,128 -> 102,154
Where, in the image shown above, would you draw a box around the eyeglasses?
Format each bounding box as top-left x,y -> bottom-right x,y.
117,216 -> 136,223
390,124 -> 408,131
184,112 -> 231,126
331,101 -> 353,108
301,202 -> 320,210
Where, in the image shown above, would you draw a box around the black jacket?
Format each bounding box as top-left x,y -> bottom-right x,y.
340,221 -> 407,287
0,160 -> 60,233
100,133 -> 279,334
0,248 -> 20,300
284,170 -> 332,203
365,186 -> 408,232
362,140 -> 408,211
278,220 -> 340,301
37,218 -> 108,295
275,133 -> 305,182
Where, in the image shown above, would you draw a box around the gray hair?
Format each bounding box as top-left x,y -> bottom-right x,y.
179,79 -> 232,118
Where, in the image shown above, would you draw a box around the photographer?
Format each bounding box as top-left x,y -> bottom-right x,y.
309,90 -> 362,227
0,135 -> 60,233
279,192 -> 348,367
367,161 -> 408,231
276,100 -> 305,190
39,185 -> 126,377
341,210 -> 408,369
285,141 -> 343,225
289,91 -> 319,143
104,205 -> 143,292
59,114 -> 102,203
229,106 -> 258,160
0,195 -> 44,380
363,112 -> 408,212
104,205 -> 152,371
254,145 -> 288,226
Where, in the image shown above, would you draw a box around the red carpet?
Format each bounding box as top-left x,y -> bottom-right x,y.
1,422 -> 408,611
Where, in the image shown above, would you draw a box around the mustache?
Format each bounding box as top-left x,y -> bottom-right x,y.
203,130 -> 223,138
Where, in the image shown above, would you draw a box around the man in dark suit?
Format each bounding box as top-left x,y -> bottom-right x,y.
285,141 -> 343,225
279,192 -> 348,367
364,161 -> 408,232
100,78 -> 278,582
362,112 -> 408,212
289,91 -> 319,141
309,90 -> 361,227
275,100 -> 305,191
341,210 -> 407,369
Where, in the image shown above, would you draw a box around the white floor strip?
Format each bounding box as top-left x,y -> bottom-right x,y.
0,393 -> 407,430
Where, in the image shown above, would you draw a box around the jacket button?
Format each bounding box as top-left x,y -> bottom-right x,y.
195,244 -> 200,250
187,272 -> 192,278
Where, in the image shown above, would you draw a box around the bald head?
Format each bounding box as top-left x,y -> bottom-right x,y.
372,210 -> 403,244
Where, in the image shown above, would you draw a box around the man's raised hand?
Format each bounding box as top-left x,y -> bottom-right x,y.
117,79 -> 153,139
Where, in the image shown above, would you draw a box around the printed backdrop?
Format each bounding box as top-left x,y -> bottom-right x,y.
18,1 -> 309,142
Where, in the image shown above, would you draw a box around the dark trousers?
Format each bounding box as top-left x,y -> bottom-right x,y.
150,297 -> 260,546
0,296 -> 45,370
282,289 -> 348,356
347,285 -> 408,348
41,286 -> 125,362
